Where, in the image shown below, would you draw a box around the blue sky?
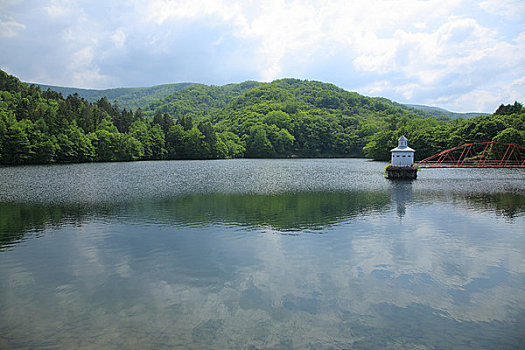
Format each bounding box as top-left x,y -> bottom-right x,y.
1,0 -> 524,112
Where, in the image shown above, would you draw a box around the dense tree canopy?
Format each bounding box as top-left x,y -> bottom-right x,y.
0,70 -> 225,165
1,69 -> 523,165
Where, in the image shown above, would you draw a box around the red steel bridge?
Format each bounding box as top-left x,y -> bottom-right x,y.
417,142 -> 525,168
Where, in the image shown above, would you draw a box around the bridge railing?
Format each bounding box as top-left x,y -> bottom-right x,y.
416,141 -> 525,168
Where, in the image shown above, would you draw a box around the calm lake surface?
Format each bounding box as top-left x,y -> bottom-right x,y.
1,158 -> 524,349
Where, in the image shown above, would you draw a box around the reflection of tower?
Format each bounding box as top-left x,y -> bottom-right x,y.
390,180 -> 413,218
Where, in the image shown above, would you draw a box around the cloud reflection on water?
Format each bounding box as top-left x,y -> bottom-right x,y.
0,188 -> 524,348
0,160 -> 524,349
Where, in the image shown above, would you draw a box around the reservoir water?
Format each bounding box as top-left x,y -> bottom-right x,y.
0,159 -> 524,349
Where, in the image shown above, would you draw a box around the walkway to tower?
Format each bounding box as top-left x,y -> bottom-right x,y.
416,142 -> 525,168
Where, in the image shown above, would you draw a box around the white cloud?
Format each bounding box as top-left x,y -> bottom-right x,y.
55,43 -> 112,88
0,17 -> 25,37
138,0 -> 520,98
137,0 -> 469,83
44,0 -> 75,18
0,0 -> 523,111
346,13 -> 524,111
111,29 -> 126,49
237,0 -> 323,81
352,17 -> 499,81
438,89 -> 502,113
143,0 -> 244,25
510,74 -> 525,91
71,46 -> 95,68
479,0 -> 525,20
140,0 -> 324,81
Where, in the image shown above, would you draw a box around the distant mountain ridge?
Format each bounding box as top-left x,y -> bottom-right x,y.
34,81 -> 486,120
35,83 -> 193,111
401,104 -> 489,120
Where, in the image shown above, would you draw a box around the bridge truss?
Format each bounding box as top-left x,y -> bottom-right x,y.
417,142 -> 525,168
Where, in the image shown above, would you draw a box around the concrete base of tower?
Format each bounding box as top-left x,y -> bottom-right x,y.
385,165 -> 418,180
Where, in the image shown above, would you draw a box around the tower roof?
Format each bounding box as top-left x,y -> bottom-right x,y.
391,146 -> 415,152
391,135 -> 415,152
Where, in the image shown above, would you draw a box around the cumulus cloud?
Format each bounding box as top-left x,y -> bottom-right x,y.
479,0 -> 525,20
44,0 -> 74,18
111,29 -> 126,49
0,0 -> 523,111
0,16 -> 25,37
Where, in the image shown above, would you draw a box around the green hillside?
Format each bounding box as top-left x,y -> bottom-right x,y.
401,104 -> 489,120
141,81 -> 262,120
36,83 -> 193,111
209,79 -> 425,157
1,69 -> 523,166
35,81 -> 489,122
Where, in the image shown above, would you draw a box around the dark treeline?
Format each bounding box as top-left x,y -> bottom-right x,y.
0,70 -> 243,165
363,101 -> 524,160
1,69 -> 523,165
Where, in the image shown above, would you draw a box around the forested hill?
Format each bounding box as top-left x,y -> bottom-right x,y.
1,69 -> 523,166
396,104 -> 488,120
142,81 -> 263,120
36,82 -> 193,111
36,80 -> 486,121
